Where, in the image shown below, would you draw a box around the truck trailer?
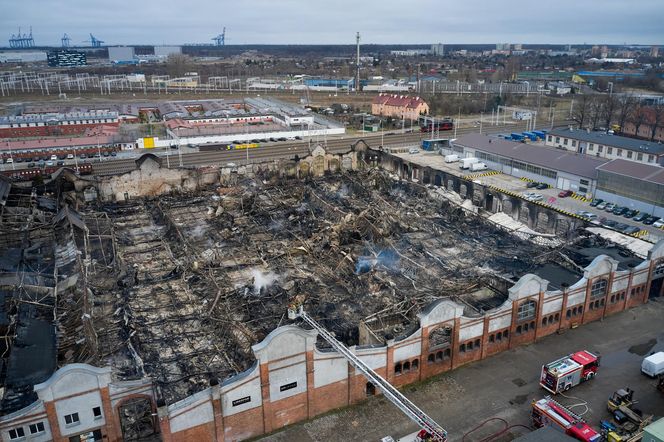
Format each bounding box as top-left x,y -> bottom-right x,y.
470,162 -> 488,171
459,157 -> 479,169
540,350 -> 599,394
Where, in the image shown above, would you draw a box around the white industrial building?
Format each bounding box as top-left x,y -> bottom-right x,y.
154,46 -> 182,57
108,46 -> 135,62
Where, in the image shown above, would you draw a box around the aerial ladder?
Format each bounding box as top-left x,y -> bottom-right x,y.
288,302 -> 448,441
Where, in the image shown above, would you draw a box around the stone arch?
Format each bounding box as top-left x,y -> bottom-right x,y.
328,158 -> 340,172
536,211 -> 549,229
502,198 -> 513,215
434,174 -> 442,187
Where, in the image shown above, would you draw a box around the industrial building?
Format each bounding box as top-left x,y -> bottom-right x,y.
0,142 -> 662,441
0,111 -> 118,138
154,45 -> 182,57
0,51 -> 47,63
46,50 -> 87,67
546,128 -> 664,165
452,133 -> 607,196
107,46 -> 135,63
596,159 -> 664,217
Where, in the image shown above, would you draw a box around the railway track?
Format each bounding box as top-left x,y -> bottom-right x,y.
7,120 -> 569,178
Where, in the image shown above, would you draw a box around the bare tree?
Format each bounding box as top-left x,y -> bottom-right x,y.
630,105 -> 649,138
589,96 -> 604,130
649,103 -> 664,141
616,95 -> 636,131
601,95 -> 618,132
165,54 -> 194,78
571,94 -> 593,129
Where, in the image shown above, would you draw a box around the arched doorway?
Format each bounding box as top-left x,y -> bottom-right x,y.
118,396 -> 159,441
366,382 -> 376,396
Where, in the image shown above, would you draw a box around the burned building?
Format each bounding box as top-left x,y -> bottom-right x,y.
0,146 -> 662,441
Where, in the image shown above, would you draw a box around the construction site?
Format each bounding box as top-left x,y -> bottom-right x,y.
0,144 -> 662,441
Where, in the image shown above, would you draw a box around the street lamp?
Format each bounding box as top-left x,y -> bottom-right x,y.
608,81 -> 614,97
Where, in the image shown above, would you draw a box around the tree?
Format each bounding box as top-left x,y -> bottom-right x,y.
616,95 -> 636,131
571,94 -> 593,128
649,103 -> 664,141
588,96 -> 604,130
630,105 -> 649,138
600,95 -> 618,132
165,54 -> 194,78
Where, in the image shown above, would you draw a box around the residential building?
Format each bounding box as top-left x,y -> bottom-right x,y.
546,128 -> 664,166
371,94 -> 429,120
621,106 -> 664,142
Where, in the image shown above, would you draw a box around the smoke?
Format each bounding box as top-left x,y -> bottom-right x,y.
355,249 -> 400,275
250,268 -> 279,295
190,224 -> 207,238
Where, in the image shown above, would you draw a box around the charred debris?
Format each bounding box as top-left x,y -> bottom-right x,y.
0,169 -> 637,407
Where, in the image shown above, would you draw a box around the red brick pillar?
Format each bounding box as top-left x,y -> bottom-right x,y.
601,271 -> 615,319
450,317 -> 461,369
306,350 -> 315,419
559,284 -> 569,332
157,405 -> 172,442
386,345 -> 395,384
480,316 -> 490,360
211,386 -> 225,442
44,401 -> 63,442
534,291 -> 545,340
259,363 -> 272,434
100,387 -> 121,442
508,299 -> 519,349
420,326 -> 430,381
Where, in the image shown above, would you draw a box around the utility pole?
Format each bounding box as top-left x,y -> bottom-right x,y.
355,32 -> 360,95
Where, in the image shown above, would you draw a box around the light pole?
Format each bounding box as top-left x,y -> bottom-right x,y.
480,112 -> 483,134
608,81 -> 614,97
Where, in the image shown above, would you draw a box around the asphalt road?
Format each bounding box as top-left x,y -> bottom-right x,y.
257,299 -> 664,442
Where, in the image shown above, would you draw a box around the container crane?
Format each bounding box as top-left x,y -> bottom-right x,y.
85,33 -> 104,47
61,33 -> 71,47
212,27 -> 226,46
288,303 -> 448,441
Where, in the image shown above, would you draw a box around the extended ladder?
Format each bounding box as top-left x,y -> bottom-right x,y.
289,305 -> 447,441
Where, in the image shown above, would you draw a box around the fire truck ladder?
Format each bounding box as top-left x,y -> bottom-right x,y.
288,305 -> 448,441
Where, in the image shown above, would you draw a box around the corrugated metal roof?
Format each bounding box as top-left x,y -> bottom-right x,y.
645,417 -> 664,439
548,128 -> 664,155
597,159 -> 664,185
454,133 -> 608,179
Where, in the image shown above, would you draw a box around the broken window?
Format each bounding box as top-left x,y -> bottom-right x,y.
428,326 -> 452,351
517,300 -> 536,321
591,279 -> 608,299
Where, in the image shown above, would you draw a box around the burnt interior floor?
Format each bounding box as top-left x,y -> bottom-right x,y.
0,169 -> 640,408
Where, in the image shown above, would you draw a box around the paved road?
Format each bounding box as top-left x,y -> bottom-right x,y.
258,299 -> 664,442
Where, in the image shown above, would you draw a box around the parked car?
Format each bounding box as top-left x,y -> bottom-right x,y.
535,183 -> 549,190
523,193 -> 543,201
57,161 -> 65,166
653,220 -> 664,229
576,210 -> 597,220
614,223 -> 630,231
589,198 -> 604,207
66,154 -> 75,159
604,203 -> 617,212
526,181 -> 539,188
408,148 -> 420,154
110,151 -> 117,156
612,206 -> 629,216
602,219 -> 618,228
27,163 -> 35,168
623,209 -> 639,218
558,190 -> 573,198
622,226 -> 641,235
596,201 -> 607,210
633,212 -> 649,222
644,216 -> 661,225
46,161 -> 54,166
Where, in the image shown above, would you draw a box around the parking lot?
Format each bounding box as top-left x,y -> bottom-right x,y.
393,150 -> 664,243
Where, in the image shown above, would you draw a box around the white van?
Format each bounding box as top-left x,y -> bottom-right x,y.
641,351 -> 664,377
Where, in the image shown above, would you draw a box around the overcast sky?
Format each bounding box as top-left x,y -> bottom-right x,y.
3,0 -> 664,46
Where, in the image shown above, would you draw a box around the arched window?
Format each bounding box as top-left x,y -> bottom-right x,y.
474,339 -> 481,348
517,300 -> 537,321
412,359 -> 419,370
403,361 -> 411,372
591,278 -> 608,299
436,351 -> 443,361
428,354 -> 435,364
428,326 -> 452,351
395,362 -> 402,375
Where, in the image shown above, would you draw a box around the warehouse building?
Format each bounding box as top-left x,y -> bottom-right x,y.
546,128 -> 664,166
107,46 -> 135,63
452,133 -> 607,196
596,159 -> 664,217
154,45 -> 182,58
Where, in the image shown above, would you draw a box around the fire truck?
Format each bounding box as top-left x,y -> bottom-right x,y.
532,397 -> 602,442
540,350 -> 599,394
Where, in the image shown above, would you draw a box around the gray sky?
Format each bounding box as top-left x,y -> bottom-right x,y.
3,0 -> 664,46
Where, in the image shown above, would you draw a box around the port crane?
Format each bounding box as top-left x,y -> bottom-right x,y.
288,303 -> 448,441
212,27 -> 226,46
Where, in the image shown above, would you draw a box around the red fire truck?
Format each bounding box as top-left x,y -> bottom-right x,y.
540,350 -> 599,394
532,397 -> 602,442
